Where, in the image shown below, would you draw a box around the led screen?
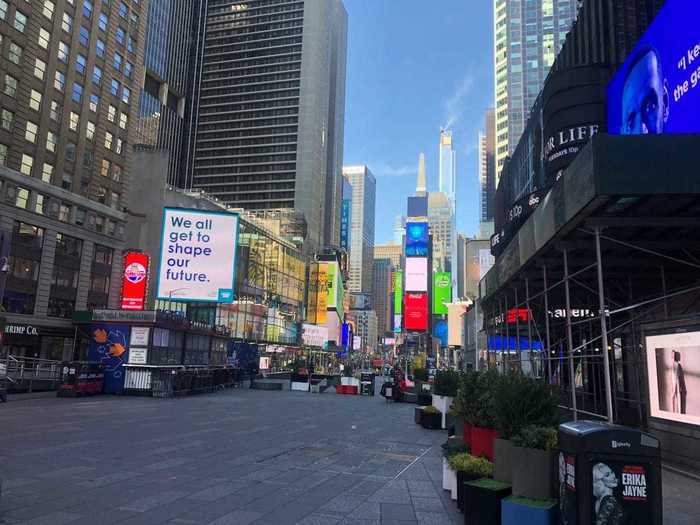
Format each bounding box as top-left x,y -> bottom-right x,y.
646,329 -> 700,426
432,272 -> 451,314
405,257 -> 428,292
608,0 -> 698,135
405,221 -> 429,257
404,293 -> 428,331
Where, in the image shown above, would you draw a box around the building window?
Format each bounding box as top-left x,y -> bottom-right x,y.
89,94 -> 99,112
100,158 -> 110,177
0,143 -> 7,166
98,12 -> 108,31
62,12 -> 73,33
15,187 -> 29,208
58,41 -> 70,63
25,122 -> 38,143
69,111 -> 80,132
1,108 -> 14,131
107,104 -> 116,122
89,274 -> 109,295
119,112 -> 127,129
46,131 -> 58,152
41,162 -> 53,183
20,154 -> 33,175
94,244 -> 112,265
50,101 -> 62,122
112,164 -> 122,181
118,1 -> 127,19
121,86 -> 130,104
8,42 -> 22,64
96,186 -> 107,204
29,89 -> 42,111
96,38 -> 105,57
115,138 -> 123,155
56,233 -> 83,258
92,65 -> 102,85
72,82 -> 83,103
127,36 -> 134,53
59,203 -> 71,222
116,26 -> 125,45
108,191 -> 119,209
95,216 -> 104,233
104,132 -> 113,150
54,71 -> 66,92
13,10 -> 27,32
39,28 -> 51,49
75,208 -> 86,226
110,78 -> 120,96
86,120 -> 95,140
0,0 -> 6,20
61,173 -> 72,191
113,52 -> 122,71
34,58 -> 47,80
35,194 -> 45,215
79,25 -> 90,46
43,0 -> 55,19
83,0 -> 93,19
65,143 -> 76,162
4,74 -> 17,97
124,61 -> 133,78
76,54 -> 87,75
47,297 -> 75,319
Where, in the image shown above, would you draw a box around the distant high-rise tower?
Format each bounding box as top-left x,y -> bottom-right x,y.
494,0 -> 580,181
372,258 -> 393,336
416,153 -> 427,195
479,108 -> 496,229
188,0 -> 348,252
343,166 -> 376,294
439,130 -> 456,202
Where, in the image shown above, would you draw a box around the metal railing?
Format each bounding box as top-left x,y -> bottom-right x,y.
4,355 -> 63,392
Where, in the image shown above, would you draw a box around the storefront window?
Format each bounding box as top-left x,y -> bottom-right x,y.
56,233 -> 83,258
2,290 -> 36,314
13,221 -> 44,249
47,297 -> 75,319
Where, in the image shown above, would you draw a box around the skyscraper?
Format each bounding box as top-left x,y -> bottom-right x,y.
439,130 -> 456,202
416,152 -> 427,195
428,192 -> 453,274
135,0 -> 202,186
372,258 -> 393,336
188,0 -> 348,252
374,243 -> 402,270
479,108 -> 496,228
494,0 -> 580,179
0,0 -> 147,357
343,165 -> 376,294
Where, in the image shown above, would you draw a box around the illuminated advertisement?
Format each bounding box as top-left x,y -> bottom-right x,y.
404,293 -> 428,331
326,261 -> 339,309
156,208 -> 239,302
393,314 -> 402,333
432,272 -> 451,315
646,329 -> 700,426
316,264 -> 328,325
405,257 -> 428,292
405,221 -> 429,257
121,252 -> 150,310
608,0 -> 698,135
393,272 -> 403,314
433,319 -> 448,347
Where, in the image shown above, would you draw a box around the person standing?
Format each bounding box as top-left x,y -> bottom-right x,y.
672,350 -> 687,414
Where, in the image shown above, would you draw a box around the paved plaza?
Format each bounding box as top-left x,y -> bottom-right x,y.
1,388 -> 699,525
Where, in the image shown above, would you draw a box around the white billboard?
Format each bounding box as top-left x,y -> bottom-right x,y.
302,324 -> 328,348
646,330 -> 700,426
156,208 -> 239,302
405,257 -> 428,292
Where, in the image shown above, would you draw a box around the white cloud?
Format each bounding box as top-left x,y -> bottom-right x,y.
370,163 -> 417,178
443,72 -> 475,129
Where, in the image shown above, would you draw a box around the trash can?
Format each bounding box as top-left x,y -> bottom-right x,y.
360,372 -> 375,396
557,420 -> 662,525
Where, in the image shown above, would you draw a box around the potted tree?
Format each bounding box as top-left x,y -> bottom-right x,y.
469,369 -> 500,460
493,374 -> 559,484
453,371 -> 479,446
413,367 -> 431,405
420,405 -> 442,430
511,425 -> 558,500
432,370 -> 459,429
448,453 -> 494,511
441,438 -> 468,496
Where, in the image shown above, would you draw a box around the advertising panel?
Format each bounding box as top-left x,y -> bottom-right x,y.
407,196 -> 428,218
326,261 -> 339,308
608,0 -> 698,135
88,324 -> 130,393
433,319 -> 448,347
478,249 -> 495,278
306,263 -> 319,323
646,329 -> 700,426
317,263 -> 328,325
121,252 -> 150,310
393,272 -> 403,314
156,208 -> 239,302
432,272 -> 451,315
353,336 -> 362,351
405,258 -> 428,292
129,327 -> 150,346
302,323 -> 328,348
589,460 -> 654,525
393,314 -> 402,333
404,293 -> 428,331
405,221 -> 429,257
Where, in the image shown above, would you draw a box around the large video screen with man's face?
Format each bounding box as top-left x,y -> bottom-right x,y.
607,0 -> 699,135
646,330 -> 700,426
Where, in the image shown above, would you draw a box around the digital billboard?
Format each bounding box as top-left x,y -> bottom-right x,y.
432,272 -> 451,315
405,221 -> 429,257
156,208 -> 239,302
405,257 -> 428,292
404,292 -> 428,331
646,329 -> 700,426
393,272 -> 403,314
325,261 -> 339,309
121,252 -> 149,310
407,196 -> 428,218
608,0 -> 698,135
393,314 -> 402,333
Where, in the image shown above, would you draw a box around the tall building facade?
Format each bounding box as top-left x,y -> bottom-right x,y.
428,192 -> 453,274
494,0 -> 580,178
438,130 -> 455,201
188,0 -> 348,252
343,165 -> 375,294
479,108 -> 496,227
372,258 -> 393,336
374,243 -> 402,270
347,308 -> 378,353
134,0 -> 202,186
0,0 -> 148,358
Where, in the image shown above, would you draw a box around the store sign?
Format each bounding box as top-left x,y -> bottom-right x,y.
608,0 -> 699,135
92,310 -> 157,323
404,293 -> 428,331
432,272 -> 451,315
405,221 -> 429,257
302,323 -> 328,348
128,347 -> 148,365
121,252 -> 150,310
405,257 -> 428,292
129,327 -> 150,346
156,208 -> 239,303
5,324 -> 39,336
646,329 -> 700,426
340,198 -> 351,250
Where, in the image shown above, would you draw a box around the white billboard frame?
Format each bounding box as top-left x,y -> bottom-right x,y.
405,257 -> 428,292
156,208 -> 239,303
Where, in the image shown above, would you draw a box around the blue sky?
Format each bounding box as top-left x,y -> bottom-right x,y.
343,0 -> 494,244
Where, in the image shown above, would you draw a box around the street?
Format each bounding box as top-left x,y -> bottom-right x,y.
1,389 -> 699,525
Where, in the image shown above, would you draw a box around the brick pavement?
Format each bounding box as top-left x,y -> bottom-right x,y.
1,388 -> 698,524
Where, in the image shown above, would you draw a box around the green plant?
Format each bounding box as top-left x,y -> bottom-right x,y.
492,373 -> 559,439
441,438 -> 469,458
434,369 -> 460,397
423,405 -> 441,414
512,425 -> 558,451
448,453 -> 494,478
413,367 -> 429,382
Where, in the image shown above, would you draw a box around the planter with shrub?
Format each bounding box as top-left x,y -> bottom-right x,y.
464,478 -> 512,525
432,369 -> 459,429
448,453 -> 494,511
414,406 -> 424,425
469,370 -> 501,460
441,438 -> 467,495
511,425 -> 558,500
420,405 -> 442,430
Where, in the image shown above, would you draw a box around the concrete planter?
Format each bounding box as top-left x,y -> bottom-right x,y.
493,438 -> 514,483
511,446 -> 555,500
432,394 -> 453,429
470,426 -> 499,461
442,458 -> 457,495
464,479 -> 512,525
341,377 -> 360,388
414,406 -> 424,424
455,416 -> 465,440
420,410 -> 442,430
291,381 -> 309,392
